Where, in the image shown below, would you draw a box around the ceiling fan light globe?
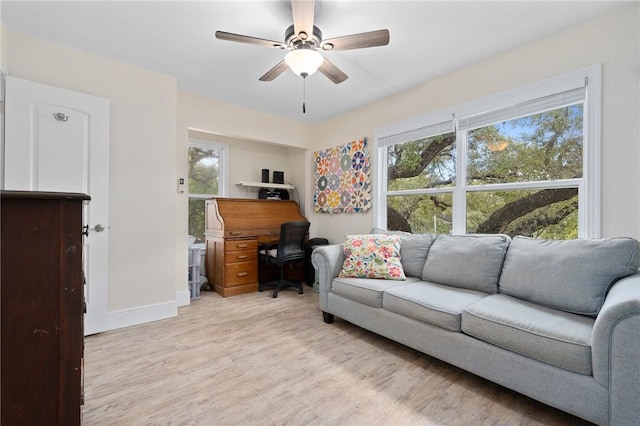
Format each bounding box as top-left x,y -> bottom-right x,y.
285,49 -> 323,77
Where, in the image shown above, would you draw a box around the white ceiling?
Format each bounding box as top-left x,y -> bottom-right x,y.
1,1 -> 628,124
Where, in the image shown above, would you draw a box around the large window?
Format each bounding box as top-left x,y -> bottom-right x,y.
188,139 -> 228,242
375,66 -> 600,238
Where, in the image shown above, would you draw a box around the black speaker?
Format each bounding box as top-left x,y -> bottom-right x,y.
261,169 -> 270,183
273,171 -> 284,184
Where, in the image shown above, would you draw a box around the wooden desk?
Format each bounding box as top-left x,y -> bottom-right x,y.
205,198 -> 306,297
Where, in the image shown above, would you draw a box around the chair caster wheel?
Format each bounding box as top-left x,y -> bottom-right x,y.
272,292 -> 278,298
298,289 -> 304,294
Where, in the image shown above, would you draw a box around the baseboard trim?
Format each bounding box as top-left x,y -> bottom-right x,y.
176,290 -> 191,307
107,300 -> 178,331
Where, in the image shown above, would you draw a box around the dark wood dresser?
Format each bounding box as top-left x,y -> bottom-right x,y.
1,190 -> 89,425
205,198 -> 306,297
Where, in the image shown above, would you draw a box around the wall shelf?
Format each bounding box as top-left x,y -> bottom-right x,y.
236,181 -> 294,190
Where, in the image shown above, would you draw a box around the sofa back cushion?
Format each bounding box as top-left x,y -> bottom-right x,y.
499,236 -> 640,316
421,234 -> 511,293
371,228 -> 435,278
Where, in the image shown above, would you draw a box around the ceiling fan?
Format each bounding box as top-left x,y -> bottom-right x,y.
215,0 -> 390,85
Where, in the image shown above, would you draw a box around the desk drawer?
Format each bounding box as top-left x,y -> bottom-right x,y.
225,250 -> 257,264
225,262 -> 257,286
225,239 -> 257,252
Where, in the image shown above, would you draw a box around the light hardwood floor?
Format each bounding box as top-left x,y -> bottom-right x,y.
83,288 -> 592,425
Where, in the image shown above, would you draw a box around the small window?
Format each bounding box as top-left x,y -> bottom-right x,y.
188,140 -> 228,242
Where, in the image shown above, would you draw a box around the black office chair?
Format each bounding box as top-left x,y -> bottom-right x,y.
258,221 -> 310,298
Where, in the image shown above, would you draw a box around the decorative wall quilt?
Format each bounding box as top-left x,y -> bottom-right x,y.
313,137 -> 371,213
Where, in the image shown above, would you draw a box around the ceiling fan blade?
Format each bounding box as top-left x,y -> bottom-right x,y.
318,58 -> 348,84
291,0 -> 315,42
259,61 -> 290,82
321,29 -> 390,51
215,31 -> 285,49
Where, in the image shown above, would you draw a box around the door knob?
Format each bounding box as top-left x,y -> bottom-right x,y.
82,224 -> 106,237
92,224 -> 105,232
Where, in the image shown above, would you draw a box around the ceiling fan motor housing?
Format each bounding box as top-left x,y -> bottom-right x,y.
285,24 -> 324,50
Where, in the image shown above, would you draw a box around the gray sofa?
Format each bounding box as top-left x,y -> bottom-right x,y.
311,231 -> 640,425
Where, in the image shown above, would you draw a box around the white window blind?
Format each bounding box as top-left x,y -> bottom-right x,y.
457,86 -> 585,132
378,120 -> 455,147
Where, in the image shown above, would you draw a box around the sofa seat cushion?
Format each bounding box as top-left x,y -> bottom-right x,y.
499,236 -> 640,316
332,276 -> 420,308
421,234 -> 511,294
462,294 -> 595,375
383,282 -> 488,332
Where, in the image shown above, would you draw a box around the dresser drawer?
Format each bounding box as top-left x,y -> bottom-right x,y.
225,239 -> 257,252
225,250 -> 257,264
225,262 -> 257,286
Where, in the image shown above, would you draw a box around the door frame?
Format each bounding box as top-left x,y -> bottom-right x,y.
3,76 -> 110,335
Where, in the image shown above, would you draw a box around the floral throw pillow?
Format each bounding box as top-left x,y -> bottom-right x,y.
339,234 -> 406,280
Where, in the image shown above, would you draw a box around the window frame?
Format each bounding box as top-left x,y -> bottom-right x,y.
187,138 -> 229,199
374,65 -> 601,238
187,138 -> 229,242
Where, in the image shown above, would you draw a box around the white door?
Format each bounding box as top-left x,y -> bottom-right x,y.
3,76 -> 109,335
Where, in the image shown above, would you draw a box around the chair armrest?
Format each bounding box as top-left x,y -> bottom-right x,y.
311,244 -> 344,311
592,271 -> 640,424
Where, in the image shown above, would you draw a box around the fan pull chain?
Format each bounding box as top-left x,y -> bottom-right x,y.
302,74 -> 307,114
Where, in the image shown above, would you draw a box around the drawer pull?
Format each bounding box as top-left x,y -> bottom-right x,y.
236,272 -> 248,277
237,255 -> 248,259
236,244 -> 248,248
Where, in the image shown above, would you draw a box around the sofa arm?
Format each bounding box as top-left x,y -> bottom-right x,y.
592,271 -> 640,425
311,244 -> 344,311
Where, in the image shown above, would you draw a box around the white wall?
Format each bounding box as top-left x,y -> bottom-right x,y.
0,15 -> 5,74
176,90 -> 312,299
189,130 -> 303,199
308,3 -> 640,244
5,29 -> 179,328
3,3 -> 638,330
2,29 -> 315,317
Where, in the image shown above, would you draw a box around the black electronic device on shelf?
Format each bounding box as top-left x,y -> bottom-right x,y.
258,188 -> 290,200
273,171 -> 284,184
